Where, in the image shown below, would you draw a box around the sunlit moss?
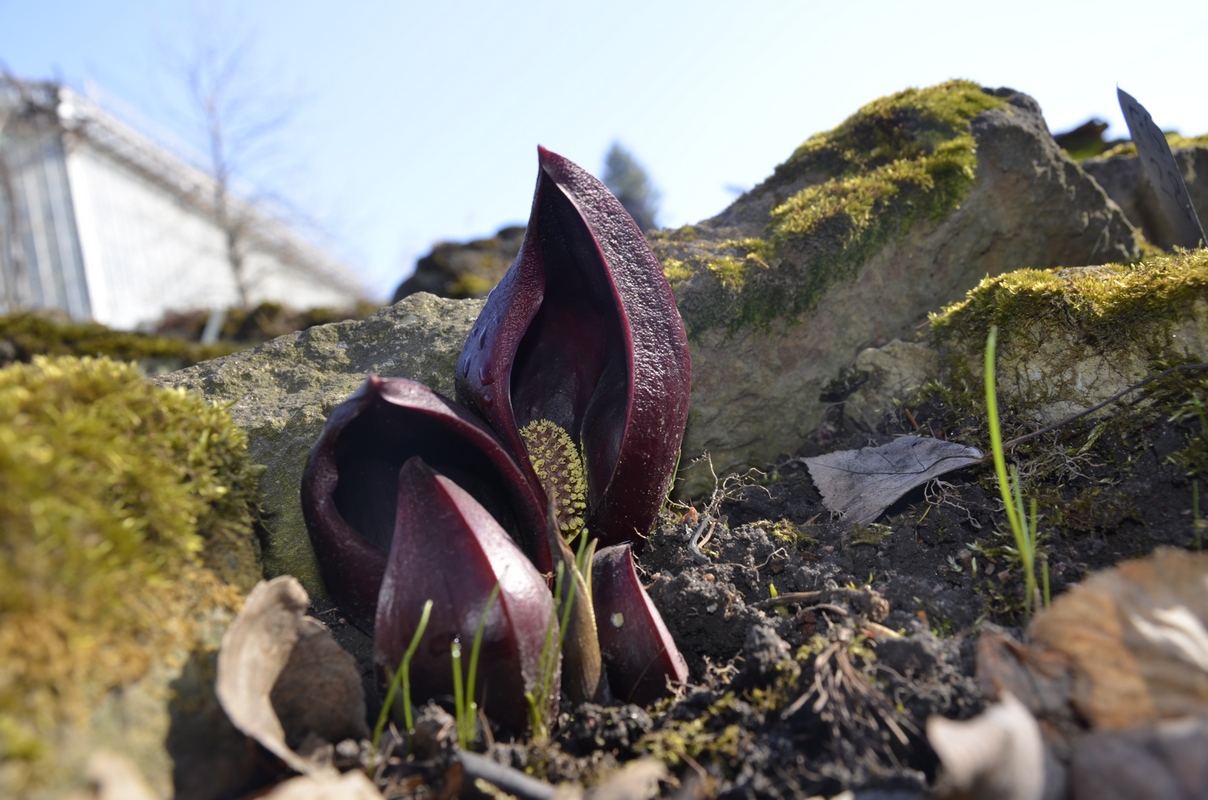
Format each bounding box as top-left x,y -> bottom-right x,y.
1095,131 -> 1208,160
0,356 -> 261,786
0,312 -> 238,370
930,248 -> 1208,377
652,80 -> 1008,337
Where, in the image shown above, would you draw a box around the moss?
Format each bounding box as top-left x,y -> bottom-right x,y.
0,312 -> 239,371
1097,131 -> 1208,159
930,249 -> 1208,392
0,356 -> 261,783
655,81 -> 1007,337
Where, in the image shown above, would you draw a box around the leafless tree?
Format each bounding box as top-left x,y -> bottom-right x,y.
163,10 -> 297,309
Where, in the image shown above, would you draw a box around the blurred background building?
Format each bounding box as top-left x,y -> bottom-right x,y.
0,74 -> 363,331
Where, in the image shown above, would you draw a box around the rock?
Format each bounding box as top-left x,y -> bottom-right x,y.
156,293 -> 484,602
1083,138 -> 1208,250
931,249 -> 1208,425
841,340 -> 940,430
649,81 -> 1139,495
391,225 -> 524,302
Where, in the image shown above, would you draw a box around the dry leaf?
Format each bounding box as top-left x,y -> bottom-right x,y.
1028,547 -> 1208,730
803,436 -> 983,525
927,693 -> 1045,800
216,576 -> 367,776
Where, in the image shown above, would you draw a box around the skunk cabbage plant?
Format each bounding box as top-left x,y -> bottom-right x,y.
374,458 -> 556,733
593,543 -> 689,706
301,375 -> 547,631
301,148 -> 692,735
456,146 -> 691,551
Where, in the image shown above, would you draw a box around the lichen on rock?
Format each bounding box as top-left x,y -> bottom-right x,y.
0,355 -> 261,798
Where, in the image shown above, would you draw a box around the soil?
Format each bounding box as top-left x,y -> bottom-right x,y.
304,382 -> 1206,800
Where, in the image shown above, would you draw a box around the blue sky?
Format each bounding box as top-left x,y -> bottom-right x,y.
2,1 -> 1205,302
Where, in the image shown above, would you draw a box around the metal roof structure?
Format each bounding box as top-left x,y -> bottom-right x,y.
0,75 -> 364,330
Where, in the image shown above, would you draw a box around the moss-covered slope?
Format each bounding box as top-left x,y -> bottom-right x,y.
0,356 -> 261,796
650,80 -> 1008,336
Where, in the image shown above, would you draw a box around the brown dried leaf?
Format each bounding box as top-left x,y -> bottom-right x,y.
1028,547 -> 1208,730
216,576 -> 367,776
803,436 -> 983,525
927,693 -> 1045,800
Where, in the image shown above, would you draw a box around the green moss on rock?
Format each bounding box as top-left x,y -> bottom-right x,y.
0,312 -> 239,372
1096,131 -> 1208,160
652,80 -> 1007,336
929,248 -> 1208,421
0,356 -> 261,792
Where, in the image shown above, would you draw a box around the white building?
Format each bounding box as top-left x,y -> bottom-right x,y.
0,76 -> 364,330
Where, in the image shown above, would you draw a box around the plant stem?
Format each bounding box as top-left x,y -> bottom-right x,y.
985,326 -> 1038,616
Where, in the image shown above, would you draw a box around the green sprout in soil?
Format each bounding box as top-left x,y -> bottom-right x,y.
372,598 -> 434,757
453,582 -> 502,750
984,325 -> 1050,615
528,560 -> 576,743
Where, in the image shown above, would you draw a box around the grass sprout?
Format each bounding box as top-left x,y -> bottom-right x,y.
453,582 -> 502,750
984,325 -> 1049,616
372,598 -> 433,760
527,550 -> 584,742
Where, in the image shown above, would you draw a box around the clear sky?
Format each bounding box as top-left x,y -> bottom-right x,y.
2,1 -> 1205,302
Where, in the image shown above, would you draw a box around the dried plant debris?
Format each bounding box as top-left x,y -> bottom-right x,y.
216,576 -> 368,777
802,435 -> 983,525
1027,547 -> 1208,730
927,693 -> 1045,800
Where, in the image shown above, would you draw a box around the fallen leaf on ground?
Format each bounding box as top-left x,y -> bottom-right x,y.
216,576 -> 367,776
1027,547 -> 1208,730
927,693 -> 1045,800
802,436 -> 983,526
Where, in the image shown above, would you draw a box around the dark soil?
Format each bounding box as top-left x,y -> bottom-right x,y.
308,381 -> 1206,799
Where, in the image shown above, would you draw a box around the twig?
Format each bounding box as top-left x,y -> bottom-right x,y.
749,591 -> 822,609
994,361 -> 1208,456
686,517 -> 713,564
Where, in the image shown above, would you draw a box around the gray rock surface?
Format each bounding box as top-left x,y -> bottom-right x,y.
842,340 -> 940,431
655,87 -> 1139,495
1083,146 -> 1208,250
157,293 -> 483,600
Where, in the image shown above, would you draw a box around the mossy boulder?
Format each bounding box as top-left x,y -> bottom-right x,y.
1082,137 -> 1208,251
649,81 -> 1139,494
0,311 -> 239,374
392,225 -> 526,301
0,356 -> 261,799
931,248 -> 1208,424
156,293 -> 484,602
